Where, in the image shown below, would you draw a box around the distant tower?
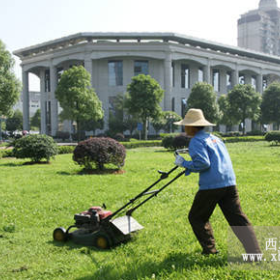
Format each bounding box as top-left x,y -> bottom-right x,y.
238,0 -> 280,55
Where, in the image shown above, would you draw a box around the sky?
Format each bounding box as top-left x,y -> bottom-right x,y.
0,0 -> 262,90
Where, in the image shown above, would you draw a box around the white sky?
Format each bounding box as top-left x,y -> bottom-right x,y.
0,0 -> 262,90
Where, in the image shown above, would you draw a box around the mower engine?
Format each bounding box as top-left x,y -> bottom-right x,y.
74,206 -> 112,231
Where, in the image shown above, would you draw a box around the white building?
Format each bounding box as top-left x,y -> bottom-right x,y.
14,91 -> 40,118
13,32 -> 280,135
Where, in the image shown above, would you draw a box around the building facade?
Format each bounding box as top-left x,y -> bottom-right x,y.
238,0 -> 280,55
14,32 -> 280,135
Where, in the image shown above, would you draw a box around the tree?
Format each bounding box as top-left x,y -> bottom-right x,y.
260,82 -> 280,128
31,109 -> 41,130
125,74 -> 164,140
55,65 -> 104,141
227,84 -> 261,135
186,82 -> 220,123
0,40 -> 21,139
218,94 -> 235,127
6,109 -> 23,132
163,111 -> 181,133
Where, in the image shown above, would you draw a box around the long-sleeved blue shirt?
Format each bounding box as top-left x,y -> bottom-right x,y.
181,130 -> 236,190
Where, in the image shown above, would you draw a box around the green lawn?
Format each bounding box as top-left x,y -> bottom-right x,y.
1,142 -> 280,280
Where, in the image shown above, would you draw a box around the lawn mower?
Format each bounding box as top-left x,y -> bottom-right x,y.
53,149 -> 188,249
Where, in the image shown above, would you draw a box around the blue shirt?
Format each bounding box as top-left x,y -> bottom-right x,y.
181,130 -> 236,190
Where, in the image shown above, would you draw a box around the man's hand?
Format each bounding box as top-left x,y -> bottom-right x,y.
174,155 -> 185,167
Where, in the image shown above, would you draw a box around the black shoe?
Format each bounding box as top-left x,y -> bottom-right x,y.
202,250 -> 220,256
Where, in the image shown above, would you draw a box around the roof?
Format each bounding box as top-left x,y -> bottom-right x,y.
13,32 -> 280,64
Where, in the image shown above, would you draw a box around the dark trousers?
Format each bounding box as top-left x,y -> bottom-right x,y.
188,186 -> 261,254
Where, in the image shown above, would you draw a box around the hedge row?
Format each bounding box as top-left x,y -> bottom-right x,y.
121,140 -> 162,149
223,136 -> 264,143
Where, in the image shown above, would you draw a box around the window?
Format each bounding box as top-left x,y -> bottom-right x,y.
108,61 -> 123,86
198,67 -> 204,82
181,98 -> 187,117
172,97 -> 175,112
251,76 -> 257,89
181,64 -> 190,88
172,62 -> 175,87
212,69 -> 220,92
226,71 -> 232,91
45,70 -> 50,92
239,74 -> 245,85
263,76 -> 268,90
134,60 -> 149,76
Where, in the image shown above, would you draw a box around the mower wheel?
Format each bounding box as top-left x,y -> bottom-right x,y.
53,227 -> 67,242
93,232 -> 111,249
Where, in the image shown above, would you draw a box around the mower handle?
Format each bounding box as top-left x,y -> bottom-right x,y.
102,165 -> 179,222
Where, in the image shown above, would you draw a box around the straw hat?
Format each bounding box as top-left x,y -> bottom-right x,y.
174,108 -> 215,126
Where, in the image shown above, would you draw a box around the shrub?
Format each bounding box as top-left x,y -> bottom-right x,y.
13,135 -> 58,162
114,133 -> 125,142
73,137 -> 126,170
58,145 -> 76,154
265,131 -> 280,145
173,134 -> 190,150
121,140 -> 161,149
56,131 -> 70,141
0,149 -> 14,158
161,135 -> 175,150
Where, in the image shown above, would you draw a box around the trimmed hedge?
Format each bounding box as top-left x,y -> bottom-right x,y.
121,140 -> 161,149
161,134 -> 190,151
58,145 -> 76,154
0,149 -> 13,158
265,131 -> 280,145
223,136 -> 264,143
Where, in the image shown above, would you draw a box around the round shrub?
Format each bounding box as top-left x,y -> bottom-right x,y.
161,135 -> 175,150
13,134 -> 58,162
73,137 -> 126,170
173,134 -> 190,150
265,131 -> 280,145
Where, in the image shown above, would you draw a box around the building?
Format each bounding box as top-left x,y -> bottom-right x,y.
238,0 -> 280,55
13,91 -> 40,118
13,32 -> 280,135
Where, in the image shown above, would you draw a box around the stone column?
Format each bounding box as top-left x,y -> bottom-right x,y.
203,60 -> 211,84
22,70 -> 30,131
219,69 -> 227,95
40,70 -> 47,134
50,64 -> 58,136
232,66 -> 239,86
257,72 -> 263,94
164,53 -> 172,110
84,56 -> 93,86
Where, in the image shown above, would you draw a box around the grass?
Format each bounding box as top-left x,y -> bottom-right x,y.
0,142 -> 280,279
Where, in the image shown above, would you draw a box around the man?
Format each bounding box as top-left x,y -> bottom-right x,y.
174,108 -> 260,255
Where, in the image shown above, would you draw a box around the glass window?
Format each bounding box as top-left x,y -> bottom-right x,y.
172,62 -> 175,87
251,76 -> 257,89
226,71 -> 232,91
181,64 -> 190,88
172,97 -> 175,112
239,74 -> 245,85
212,69 -> 220,92
108,61 -> 123,86
45,70 -> 50,92
134,60 -> 149,76
198,67 -> 204,82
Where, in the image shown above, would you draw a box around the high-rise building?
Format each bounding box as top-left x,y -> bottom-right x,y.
238,0 -> 280,55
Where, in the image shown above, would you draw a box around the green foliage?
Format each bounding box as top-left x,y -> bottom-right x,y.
161,134 -> 189,150
186,82 -> 220,123
125,74 -> 164,139
218,94 -> 234,126
0,40 -> 21,117
261,82 -> 280,125
55,65 -> 104,140
73,137 -> 126,170
0,149 -> 13,158
227,84 -> 262,135
151,111 -> 181,134
57,145 -> 75,154
30,109 -> 41,130
13,134 -> 58,162
121,140 -> 161,149
5,109 -> 23,131
224,135 -> 264,143
265,131 -> 280,145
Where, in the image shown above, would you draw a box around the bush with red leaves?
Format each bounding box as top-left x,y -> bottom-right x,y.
73,137 -> 126,170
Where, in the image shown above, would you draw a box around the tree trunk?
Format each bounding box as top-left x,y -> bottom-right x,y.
144,117 -> 148,140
